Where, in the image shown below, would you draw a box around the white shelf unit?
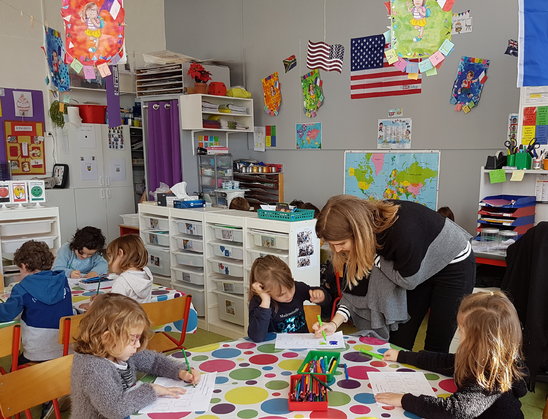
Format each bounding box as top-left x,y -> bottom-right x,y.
0,207 -> 61,287
139,204 -> 171,288
479,167 -> 548,227
179,94 -> 254,155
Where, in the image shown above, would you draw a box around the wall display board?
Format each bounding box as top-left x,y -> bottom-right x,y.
518,86 -> 548,146
344,150 -> 440,210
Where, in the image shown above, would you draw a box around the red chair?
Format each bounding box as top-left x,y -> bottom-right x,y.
0,323 -> 21,375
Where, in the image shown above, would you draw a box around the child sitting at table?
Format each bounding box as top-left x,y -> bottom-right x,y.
108,234 -> 153,303
247,255 -> 331,342
53,226 -> 107,279
0,240 -> 73,363
71,293 -> 200,418
375,291 -> 528,418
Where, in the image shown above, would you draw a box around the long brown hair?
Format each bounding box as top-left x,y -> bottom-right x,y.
249,255 -> 294,308
316,195 -> 399,287
455,291 -> 524,392
106,234 -> 148,272
74,293 -> 152,358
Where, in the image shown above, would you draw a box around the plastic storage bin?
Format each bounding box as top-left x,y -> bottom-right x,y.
174,251 -> 204,267
213,278 -> 245,295
213,290 -> 245,326
172,267 -> 204,286
211,243 -> 244,260
146,231 -> 170,247
288,374 -> 328,411
212,225 -> 244,243
146,245 -> 171,277
250,230 -> 290,250
209,259 -> 244,277
174,220 -> 203,236
297,351 -> 341,382
247,249 -> 289,265
258,208 -> 315,222
1,235 -> 55,257
142,216 -> 169,231
175,236 -> 204,253
0,219 -> 54,237
120,213 -> 139,227
173,282 -> 205,317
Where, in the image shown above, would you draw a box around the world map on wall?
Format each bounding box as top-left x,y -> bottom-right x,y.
344,151 -> 440,209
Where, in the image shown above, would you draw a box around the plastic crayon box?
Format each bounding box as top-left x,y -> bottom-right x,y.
297,350 -> 340,381
288,374 -> 328,411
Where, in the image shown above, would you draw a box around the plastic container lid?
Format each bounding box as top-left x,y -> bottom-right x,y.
481,228 -> 500,234
499,230 -> 518,237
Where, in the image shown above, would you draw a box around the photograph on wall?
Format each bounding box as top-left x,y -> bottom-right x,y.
4,121 -> 45,175
507,113 -> 518,143
296,122 -> 322,149
449,56 -> 489,113
377,118 -> 412,149
45,27 -> 70,92
296,229 -> 314,269
61,0 -> 126,68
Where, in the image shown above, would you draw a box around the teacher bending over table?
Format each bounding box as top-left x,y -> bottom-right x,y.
313,195 -> 475,352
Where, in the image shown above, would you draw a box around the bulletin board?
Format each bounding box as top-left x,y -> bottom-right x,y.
518,86 -> 548,146
4,121 -> 46,175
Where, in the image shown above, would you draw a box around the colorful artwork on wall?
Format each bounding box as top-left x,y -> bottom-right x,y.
449,56 -> 490,113
4,121 -> 46,175
296,122 -> 322,149
45,27 -> 70,92
301,69 -> 324,118
261,72 -> 281,116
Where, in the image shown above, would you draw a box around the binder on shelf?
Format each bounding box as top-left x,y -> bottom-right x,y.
478,206 -> 535,218
479,195 -> 536,208
476,194 -> 536,239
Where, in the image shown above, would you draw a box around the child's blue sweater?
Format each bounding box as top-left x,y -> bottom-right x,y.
52,242 -> 108,278
0,270 -> 73,361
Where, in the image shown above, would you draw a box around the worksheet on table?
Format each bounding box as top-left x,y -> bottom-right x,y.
275,331 -> 345,349
139,372 -> 217,413
368,372 -> 437,405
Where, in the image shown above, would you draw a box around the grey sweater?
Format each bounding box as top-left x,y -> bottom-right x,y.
71,350 -> 184,419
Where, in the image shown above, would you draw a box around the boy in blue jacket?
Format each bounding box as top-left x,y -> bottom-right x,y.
0,240 -> 73,363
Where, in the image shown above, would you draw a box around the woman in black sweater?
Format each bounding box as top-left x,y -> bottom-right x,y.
376,291 -> 527,418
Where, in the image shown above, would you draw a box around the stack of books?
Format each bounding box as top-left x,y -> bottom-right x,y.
203,119 -> 221,129
202,101 -> 219,113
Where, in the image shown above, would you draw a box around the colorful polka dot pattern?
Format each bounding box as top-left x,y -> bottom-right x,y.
132,336 -> 455,418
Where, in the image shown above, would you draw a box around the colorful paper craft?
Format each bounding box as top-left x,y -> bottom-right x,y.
83,66 -> 96,80
385,49 -> 398,64
283,55 -> 297,73
450,56 -> 490,113
301,69 -> 324,118
418,59 -> 434,73
439,39 -> 455,56
4,121 -> 46,175
429,51 -> 445,66
261,72 -> 281,116
45,27 -> 70,92
70,58 -> 84,73
406,61 -> 419,74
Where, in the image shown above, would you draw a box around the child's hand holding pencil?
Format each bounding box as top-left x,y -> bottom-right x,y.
179,368 -> 200,386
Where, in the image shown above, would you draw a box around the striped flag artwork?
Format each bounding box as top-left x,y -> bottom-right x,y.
350,35 -> 422,99
307,40 -> 344,73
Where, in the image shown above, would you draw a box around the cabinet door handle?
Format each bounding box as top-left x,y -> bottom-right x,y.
106,176 -> 111,186
107,189 -> 112,199
99,176 -> 104,186
100,189 -> 105,199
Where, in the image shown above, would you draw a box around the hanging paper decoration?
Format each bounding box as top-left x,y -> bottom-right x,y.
61,0 -> 125,68
45,27 -> 70,92
388,0 -> 453,76
301,69 -> 324,118
449,56 -> 490,113
261,72 -> 281,116
306,41 -> 344,73
283,55 -> 297,73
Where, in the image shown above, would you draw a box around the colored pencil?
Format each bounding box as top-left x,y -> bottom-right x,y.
359,349 -> 384,360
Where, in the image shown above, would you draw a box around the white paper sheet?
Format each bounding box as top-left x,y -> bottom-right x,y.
275,331 -> 345,349
368,372 -> 437,405
139,372 -> 216,414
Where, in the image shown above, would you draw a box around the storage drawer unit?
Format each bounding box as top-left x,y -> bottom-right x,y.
145,230 -> 170,247
174,236 -> 204,252
213,291 -> 245,326
208,259 -> 244,277
173,282 -> 205,317
172,267 -> 205,286
0,219 -> 55,237
174,220 -> 203,237
146,246 -> 171,277
212,225 -> 244,243
142,216 -> 169,231
210,242 -> 243,260
250,230 -> 289,250
174,251 -> 204,268
213,277 -> 245,295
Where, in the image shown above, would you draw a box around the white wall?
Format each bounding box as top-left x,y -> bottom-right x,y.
165,0 -> 520,233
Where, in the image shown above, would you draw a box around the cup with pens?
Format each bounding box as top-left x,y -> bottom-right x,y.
297,350 -> 340,384
288,374 -> 329,411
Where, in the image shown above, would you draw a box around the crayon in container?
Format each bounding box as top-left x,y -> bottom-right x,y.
288,374 -> 328,411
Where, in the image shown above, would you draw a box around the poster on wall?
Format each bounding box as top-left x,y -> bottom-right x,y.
61,0 -> 126,68
452,10 -> 472,35
296,122 -> 322,149
449,56 -> 489,113
377,118 -> 412,149
108,125 -> 124,149
4,121 -> 45,175
45,26 -> 70,92
254,126 -> 266,152
13,91 -> 33,117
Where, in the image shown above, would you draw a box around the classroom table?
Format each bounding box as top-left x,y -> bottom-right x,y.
132,334 -> 456,419
0,281 -> 199,334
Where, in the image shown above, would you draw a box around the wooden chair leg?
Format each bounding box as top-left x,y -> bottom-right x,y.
542,396 -> 548,419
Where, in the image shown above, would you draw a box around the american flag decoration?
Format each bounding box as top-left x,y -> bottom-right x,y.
307,41 -> 344,73
350,35 -> 422,99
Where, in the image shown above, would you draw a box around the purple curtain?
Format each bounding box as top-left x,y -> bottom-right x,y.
145,99 -> 182,195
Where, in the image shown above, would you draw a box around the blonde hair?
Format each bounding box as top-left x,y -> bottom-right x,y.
316,195 -> 399,287
106,235 -> 148,272
249,255 -> 294,304
74,293 -> 152,358
80,2 -> 98,20
455,291 -> 524,392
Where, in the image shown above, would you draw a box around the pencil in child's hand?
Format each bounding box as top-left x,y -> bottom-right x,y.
317,315 -> 327,342
359,349 -> 384,360
181,349 -> 196,387
96,279 -> 101,295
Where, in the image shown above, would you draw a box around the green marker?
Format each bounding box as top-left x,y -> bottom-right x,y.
360,349 -> 384,360
181,349 -> 196,387
317,315 -> 327,342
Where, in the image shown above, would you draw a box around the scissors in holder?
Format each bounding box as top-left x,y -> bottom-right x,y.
504,139 -> 518,154
526,138 -> 540,158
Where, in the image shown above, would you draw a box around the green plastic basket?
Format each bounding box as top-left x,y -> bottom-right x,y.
257,208 -> 315,222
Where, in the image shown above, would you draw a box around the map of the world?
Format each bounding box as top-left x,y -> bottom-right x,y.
344,151 -> 440,209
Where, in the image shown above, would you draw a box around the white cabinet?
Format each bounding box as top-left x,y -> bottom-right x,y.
0,207 -> 61,287
49,124 -> 135,242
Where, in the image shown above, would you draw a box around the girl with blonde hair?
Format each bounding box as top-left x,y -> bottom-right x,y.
313,195 -> 475,352
247,255 -> 331,342
376,291 -> 527,417
71,293 -> 200,418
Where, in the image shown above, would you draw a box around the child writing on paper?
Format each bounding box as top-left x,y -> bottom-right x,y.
375,291 -> 527,418
247,255 -> 332,342
71,293 -> 200,419
53,226 -> 107,279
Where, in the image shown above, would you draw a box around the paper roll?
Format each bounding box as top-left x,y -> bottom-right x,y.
67,106 -> 82,124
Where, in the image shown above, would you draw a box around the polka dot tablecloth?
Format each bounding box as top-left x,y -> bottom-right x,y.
132,334 -> 456,419
70,283 -> 198,333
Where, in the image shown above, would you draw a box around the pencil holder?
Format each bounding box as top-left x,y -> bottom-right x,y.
506,154 -> 516,168
297,350 -> 340,383
515,152 -> 532,170
288,374 -> 328,411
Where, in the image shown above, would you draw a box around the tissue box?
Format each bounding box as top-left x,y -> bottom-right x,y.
157,192 -> 175,206
174,200 -> 206,208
